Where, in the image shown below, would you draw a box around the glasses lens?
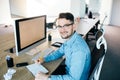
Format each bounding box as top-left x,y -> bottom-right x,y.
57,23 -> 73,29
64,23 -> 73,27
57,25 -> 62,28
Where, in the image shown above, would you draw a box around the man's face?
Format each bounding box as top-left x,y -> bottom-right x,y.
57,18 -> 75,39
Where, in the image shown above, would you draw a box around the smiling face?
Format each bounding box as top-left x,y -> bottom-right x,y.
57,18 -> 75,39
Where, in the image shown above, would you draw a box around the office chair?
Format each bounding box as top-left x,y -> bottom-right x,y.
89,29 -> 107,80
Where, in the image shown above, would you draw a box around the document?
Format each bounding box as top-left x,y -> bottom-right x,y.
26,63 -> 49,76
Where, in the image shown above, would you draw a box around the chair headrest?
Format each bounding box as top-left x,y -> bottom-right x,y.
96,30 -> 107,52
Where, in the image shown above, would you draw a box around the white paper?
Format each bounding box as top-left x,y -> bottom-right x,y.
26,63 -> 49,76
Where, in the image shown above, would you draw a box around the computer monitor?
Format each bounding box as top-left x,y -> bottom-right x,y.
14,15 -> 46,56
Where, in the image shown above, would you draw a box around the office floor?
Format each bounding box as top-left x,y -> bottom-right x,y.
0,25 -> 14,53
100,25 -> 120,80
88,25 -> 120,80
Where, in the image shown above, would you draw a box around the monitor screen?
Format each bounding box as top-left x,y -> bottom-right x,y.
14,15 -> 46,56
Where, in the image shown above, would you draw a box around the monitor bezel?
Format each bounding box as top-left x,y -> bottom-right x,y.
14,15 -> 46,56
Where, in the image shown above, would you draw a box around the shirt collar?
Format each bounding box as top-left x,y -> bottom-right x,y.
64,32 -> 78,46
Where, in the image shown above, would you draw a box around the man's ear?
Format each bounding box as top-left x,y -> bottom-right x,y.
73,17 -> 80,31
75,17 -> 80,25
73,24 -> 77,31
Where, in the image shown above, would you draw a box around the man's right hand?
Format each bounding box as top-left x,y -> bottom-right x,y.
34,57 -> 44,64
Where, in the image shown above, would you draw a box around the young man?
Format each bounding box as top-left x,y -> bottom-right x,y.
35,12 -> 91,80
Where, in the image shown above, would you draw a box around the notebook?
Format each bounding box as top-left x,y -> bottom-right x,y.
26,63 -> 49,76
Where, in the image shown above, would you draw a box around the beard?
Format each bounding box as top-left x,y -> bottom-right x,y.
60,31 -> 73,39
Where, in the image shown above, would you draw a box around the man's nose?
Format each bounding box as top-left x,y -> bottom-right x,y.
59,27 -> 66,31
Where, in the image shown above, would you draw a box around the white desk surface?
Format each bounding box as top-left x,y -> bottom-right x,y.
76,18 -> 99,36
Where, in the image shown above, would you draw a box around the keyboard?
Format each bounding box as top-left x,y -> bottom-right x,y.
26,63 -> 49,76
32,48 -> 54,61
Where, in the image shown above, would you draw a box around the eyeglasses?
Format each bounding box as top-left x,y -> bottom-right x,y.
56,23 -> 74,29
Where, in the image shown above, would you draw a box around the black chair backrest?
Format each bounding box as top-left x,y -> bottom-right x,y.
88,29 -> 107,80
95,30 -> 103,41
89,44 -> 105,76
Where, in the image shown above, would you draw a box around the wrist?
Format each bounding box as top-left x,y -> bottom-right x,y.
38,57 -> 44,63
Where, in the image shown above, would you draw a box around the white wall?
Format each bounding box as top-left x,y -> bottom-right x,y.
0,0 -> 114,25
10,0 -> 27,17
71,0 -> 85,18
27,0 -> 71,17
0,0 -> 12,24
10,0 -> 71,22
10,0 -> 71,17
89,0 -> 101,13
9,0 -> 87,21
99,0 -> 113,25
110,0 -> 120,26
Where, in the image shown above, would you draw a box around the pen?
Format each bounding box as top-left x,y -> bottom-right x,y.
37,57 -> 44,63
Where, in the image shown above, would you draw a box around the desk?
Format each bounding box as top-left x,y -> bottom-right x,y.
0,41 -> 64,80
0,51 -> 63,80
0,27 -> 63,80
76,18 -> 99,37
0,18 -> 99,80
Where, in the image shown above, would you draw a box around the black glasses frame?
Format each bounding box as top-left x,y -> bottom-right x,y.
56,23 -> 74,29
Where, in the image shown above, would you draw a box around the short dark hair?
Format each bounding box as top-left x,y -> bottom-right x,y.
58,12 -> 74,23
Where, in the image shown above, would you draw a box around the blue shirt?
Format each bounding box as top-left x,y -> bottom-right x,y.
44,32 -> 91,80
